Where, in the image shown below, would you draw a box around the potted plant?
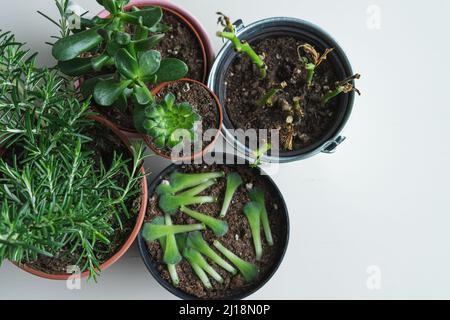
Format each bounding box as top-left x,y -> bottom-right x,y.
138,154 -> 289,299
44,0 -> 222,160
208,14 -> 361,163
43,0 -> 215,136
0,31 -> 148,280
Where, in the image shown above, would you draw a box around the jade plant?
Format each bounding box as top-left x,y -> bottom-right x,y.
216,12 -> 267,78
45,0 -> 198,151
213,240 -> 259,282
186,232 -> 237,274
219,172 -> 243,217
0,31 -> 146,279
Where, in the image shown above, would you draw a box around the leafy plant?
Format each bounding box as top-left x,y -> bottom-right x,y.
298,44 -> 334,87
0,31 -> 146,279
219,172 -> 243,218
141,218 -> 205,242
156,171 -> 224,195
249,188 -> 273,246
250,143 -> 272,168
139,93 -> 200,149
322,74 -> 361,105
180,206 -> 228,237
243,202 -> 263,260
186,232 -> 237,274
183,247 -> 224,288
216,12 -> 267,78
158,180 -> 217,214
213,240 -> 259,282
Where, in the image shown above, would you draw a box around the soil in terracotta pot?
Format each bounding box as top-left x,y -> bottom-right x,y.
148,81 -> 220,159
95,9 -> 205,131
22,123 -> 142,275
145,163 -> 286,299
224,36 -> 341,153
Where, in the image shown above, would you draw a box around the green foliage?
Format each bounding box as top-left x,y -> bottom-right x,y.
219,172 -> 243,218
46,0 -> 188,110
138,93 -> 200,149
243,202 -> 263,260
249,188 -> 273,246
0,31 -> 145,279
186,232 -> 236,274
213,240 -> 259,282
183,247 -> 224,287
156,170 -> 225,195
141,218 -> 205,242
158,180 -> 217,214
180,206 -> 228,237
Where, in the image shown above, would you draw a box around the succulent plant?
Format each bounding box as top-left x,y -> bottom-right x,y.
140,93 -> 200,149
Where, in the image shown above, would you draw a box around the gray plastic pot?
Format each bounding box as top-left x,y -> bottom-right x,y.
208,17 -> 355,163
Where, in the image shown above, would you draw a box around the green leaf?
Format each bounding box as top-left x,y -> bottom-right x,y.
149,22 -> 172,33
91,54 -> 113,71
80,74 -> 114,97
133,84 -> 152,105
165,93 -> 175,108
57,58 -> 92,76
94,79 -> 132,106
138,50 -> 161,79
114,31 -> 131,46
115,48 -> 139,79
133,104 -> 147,133
134,34 -> 164,51
155,58 -> 188,83
103,0 -> 118,14
52,28 -> 103,61
125,7 -> 163,28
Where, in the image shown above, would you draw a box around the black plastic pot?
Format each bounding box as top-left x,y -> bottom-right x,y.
208,17 -> 355,163
137,154 -> 290,300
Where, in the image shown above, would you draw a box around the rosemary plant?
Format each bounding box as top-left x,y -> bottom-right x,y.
0,31 -> 146,280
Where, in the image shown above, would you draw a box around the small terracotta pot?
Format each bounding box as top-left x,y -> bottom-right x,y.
142,78 -> 223,162
96,0 -> 214,137
15,114 -> 148,280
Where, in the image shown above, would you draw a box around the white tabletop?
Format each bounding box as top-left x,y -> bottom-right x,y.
1,0 -> 449,299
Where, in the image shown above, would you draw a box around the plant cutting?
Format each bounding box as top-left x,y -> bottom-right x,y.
219,172 -> 243,218
209,15 -> 360,161
249,188 -> 274,246
243,202 -> 264,261
0,31 -> 148,280
139,160 -> 289,299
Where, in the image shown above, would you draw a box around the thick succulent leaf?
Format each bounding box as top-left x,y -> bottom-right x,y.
114,31 -> 131,45
126,7 -> 163,28
80,74 -> 114,97
149,22 -> 172,33
52,28 -> 103,61
93,79 -> 132,106
164,93 -> 176,109
134,34 -> 164,51
133,84 -> 152,105
57,58 -> 92,76
115,48 -> 139,79
91,54 -> 112,71
139,50 -> 161,78
154,135 -> 166,149
103,0 -> 118,14
155,58 -> 188,83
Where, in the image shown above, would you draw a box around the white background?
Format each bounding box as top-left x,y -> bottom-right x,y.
1,0 -> 450,299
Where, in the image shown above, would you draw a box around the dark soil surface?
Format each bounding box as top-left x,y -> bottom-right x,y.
95,10 -> 205,131
224,36 -> 340,152
145,164 -> 287,299
23,123 -> 141,275
148,81 -> 220,158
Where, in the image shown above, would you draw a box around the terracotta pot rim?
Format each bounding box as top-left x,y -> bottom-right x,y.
15,114 -> 148,280
142,78 -> 223,162
96,0 -> 211,134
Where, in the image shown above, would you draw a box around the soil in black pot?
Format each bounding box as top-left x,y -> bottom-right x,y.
224,36 -> 340,152
23,123 -> 141,275
145,164 -> 286,299
95,9 -> 205,131
147,81 -> 220,158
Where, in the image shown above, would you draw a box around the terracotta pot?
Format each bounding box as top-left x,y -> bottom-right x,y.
96,0 -> 214,137
15,114 -> 148,280
142,78 -> 223,162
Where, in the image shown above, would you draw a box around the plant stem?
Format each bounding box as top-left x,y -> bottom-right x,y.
305,63 -> 315,87
217,31 -> 266,78
257,82 -> 287,107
